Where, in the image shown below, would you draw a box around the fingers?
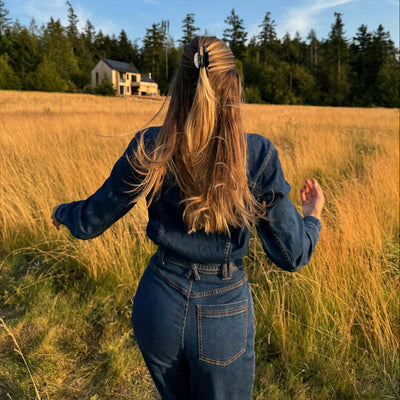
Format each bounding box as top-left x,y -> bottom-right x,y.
301,178 -> 324,204
311,178 -> 323,196
51,205 -> 61,230
300,179 -> 313,203
300,183 -> 308,202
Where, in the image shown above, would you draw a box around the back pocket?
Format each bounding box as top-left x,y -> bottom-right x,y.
197,299 -> 248,366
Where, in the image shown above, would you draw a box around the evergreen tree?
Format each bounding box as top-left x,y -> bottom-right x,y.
180,13 -> 199,45
0,52 -> 20,89
7,22 -> 40,89
258,12 -> 277,45
350,24 -> 373,105
307,29 -> 319,70
328,13 -> 348,77
222,9 -> 247,60
84,19 -> 95,46
0,0 -> 11,35
33,57 -> 69,91
371,25 -> 399,106
117,29 -> 138,63
257,11 -> 280,63
282,32 -> 302,93
38,18 -> 79,91
142,23 -> 164,83
65,1 -> 79,45
376,56 -> 400,107
324,12 -> 351,105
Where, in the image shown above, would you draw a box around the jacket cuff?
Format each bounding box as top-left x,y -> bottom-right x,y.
54,203 -> 67,224
303,215 -> 322,235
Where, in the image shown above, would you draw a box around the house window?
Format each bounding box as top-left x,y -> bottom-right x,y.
96,72 -> 99,84
127,86 -> 130,93
132,75 -> 137,82
120,72 -> 125,82
120,86 -> 124,95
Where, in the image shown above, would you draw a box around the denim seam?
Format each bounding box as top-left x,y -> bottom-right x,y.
264,221 -> 294,269
149,262 -> 189,297
157,201 -> 166,242
179,280 -> 193,349
198,306 -> 247,317
253,144 -> 274,185
88,198 -> 129,237
190,276 -> 248,299
197,300 -> 248,366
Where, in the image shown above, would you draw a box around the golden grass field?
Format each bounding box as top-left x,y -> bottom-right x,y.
0,91 -> 399,399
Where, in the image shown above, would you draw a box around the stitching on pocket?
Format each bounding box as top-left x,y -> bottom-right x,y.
197,299 -> 248,366
190,276 -> 248,299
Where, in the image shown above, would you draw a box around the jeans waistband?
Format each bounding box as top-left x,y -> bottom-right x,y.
156,246 -> 243,281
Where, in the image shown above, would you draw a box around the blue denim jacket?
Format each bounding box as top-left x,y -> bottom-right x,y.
54,126 -> 321,273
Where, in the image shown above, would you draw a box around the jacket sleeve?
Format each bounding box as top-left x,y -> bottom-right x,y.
54,135 -> 143,240
254,144 -> 321,272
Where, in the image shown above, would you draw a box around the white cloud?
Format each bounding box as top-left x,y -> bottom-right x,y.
247,22 -> 261,41
95,19 -> 118,36
138,0 -> 160,5
280,0 -> 357,38
22,0 -> 67,24
21,0 -> 93,31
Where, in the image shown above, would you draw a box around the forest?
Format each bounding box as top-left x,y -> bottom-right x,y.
0,1 -> 398,107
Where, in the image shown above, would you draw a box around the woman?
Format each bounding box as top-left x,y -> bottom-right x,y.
52,36 -> 324,400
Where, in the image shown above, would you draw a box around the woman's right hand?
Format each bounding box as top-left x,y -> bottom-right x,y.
51,205 -> 62,230
300,178 -> 324,220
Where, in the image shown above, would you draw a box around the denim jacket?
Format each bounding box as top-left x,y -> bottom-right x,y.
54,126 -> 321,273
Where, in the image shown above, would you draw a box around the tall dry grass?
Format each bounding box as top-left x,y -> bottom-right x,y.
0,91 -> 398,399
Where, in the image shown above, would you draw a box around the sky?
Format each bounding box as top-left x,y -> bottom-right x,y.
7,0 -> 400,48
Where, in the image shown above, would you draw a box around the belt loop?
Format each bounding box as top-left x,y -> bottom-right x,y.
221,238 -> 232,280
185,263 -> 201,281
221,262 -> 233,280
158,247 -> 166,265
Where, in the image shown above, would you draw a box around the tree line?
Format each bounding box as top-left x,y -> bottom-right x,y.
0,1 -> 398,106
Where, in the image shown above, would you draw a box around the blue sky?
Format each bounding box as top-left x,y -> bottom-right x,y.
8,0 -> 399,48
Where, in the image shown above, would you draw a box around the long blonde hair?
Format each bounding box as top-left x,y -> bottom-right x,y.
129,36 -> 263,233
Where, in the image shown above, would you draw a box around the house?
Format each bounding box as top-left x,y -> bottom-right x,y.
91,59 -> 158,96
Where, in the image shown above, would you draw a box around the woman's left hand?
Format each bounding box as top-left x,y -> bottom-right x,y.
51,205 -> 61,230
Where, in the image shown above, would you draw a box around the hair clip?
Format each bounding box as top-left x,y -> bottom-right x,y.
194,46 -> 210,77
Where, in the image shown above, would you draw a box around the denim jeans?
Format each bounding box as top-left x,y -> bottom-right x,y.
131,249 -> 256,400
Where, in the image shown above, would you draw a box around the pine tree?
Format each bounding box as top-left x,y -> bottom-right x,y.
350,24 -> 373,105
8,22 -> 40,89
118,29 -> 138,63
307,29 -> 319,70
84,20 -> 95,45
328,13 -> 348,77
222,9 -> 247,60
371,24 -> 399,106
257,11 -> 280,63
0,53 -> 20,89
0,0 -> 11,35
142,23 -> 164,83
325,12 -> 350,105
38,18 -> 79,91
180,13 -> 199,45
65,1 -> 79,44
258,12 -> 277,45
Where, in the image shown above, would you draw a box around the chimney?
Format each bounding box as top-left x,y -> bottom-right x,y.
149,72 -> 152,79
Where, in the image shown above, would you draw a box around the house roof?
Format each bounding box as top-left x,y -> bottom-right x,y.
102,59 -> 140,74
141,74 -> 157,83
